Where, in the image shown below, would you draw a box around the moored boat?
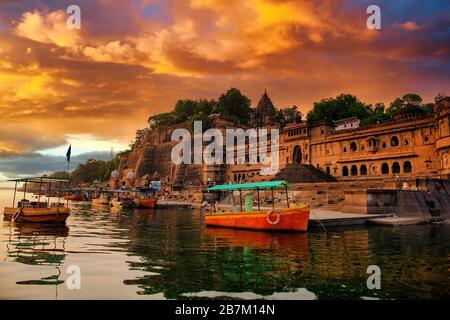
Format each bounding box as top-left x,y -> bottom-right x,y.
204,181 -> 310,232
92,197 -> 110,205
110,190 -> 136,208
110,198 -> 135,208
3,177 -> 71,224
92,191 -> 112,206
133,182 -> 161,208
64,193 -> 86,201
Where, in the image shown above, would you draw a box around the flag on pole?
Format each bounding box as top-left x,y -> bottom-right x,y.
66,145 -> 72,163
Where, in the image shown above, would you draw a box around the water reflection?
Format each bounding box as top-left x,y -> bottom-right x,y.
4,222 -> 68,298
0,199 -> 449,300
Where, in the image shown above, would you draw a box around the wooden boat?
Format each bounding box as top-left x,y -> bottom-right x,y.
133,184 -> 160,208
204,181 -> 310,232
64,193 -> 85,201
92,197 -> 110,205
110,197 -> 135,208
92,191 -> 111,206
134,198 -> 158,208
3,177 -> 71,224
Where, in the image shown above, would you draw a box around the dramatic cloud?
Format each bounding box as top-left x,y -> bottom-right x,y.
0,0 -> 449,175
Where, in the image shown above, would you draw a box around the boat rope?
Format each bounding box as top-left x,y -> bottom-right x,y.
11,208 -> 22,223
311,209 -> 328,233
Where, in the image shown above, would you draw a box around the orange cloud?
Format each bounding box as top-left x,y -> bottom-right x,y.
0,0 -> 448,158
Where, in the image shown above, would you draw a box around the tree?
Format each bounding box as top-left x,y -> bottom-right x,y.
362,102 -> 391,125
306,94 -> 372,124
386,97 -> 405,117
402,93 -> 423,104
215,88 -> 252,125
386,93 -> 432,117
283,106 -> 303,124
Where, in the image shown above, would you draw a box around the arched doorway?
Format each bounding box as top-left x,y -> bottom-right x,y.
381,163 -> 389,175
392,162 -> 401,174
360,164 -> 368,176
342,166 -> 349,176
404,161 -> 412,173
293,145 -> 302,164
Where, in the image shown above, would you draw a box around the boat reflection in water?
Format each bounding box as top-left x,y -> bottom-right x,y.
5,222 -> 68,297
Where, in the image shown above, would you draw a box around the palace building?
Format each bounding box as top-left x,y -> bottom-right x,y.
115,92 -> 450,189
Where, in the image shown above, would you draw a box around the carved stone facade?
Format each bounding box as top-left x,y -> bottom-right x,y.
116,93 -> 450,189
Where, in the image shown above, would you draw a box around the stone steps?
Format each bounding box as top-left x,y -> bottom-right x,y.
274,164 -> 337,183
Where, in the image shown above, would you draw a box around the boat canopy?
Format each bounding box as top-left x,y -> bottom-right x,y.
8,176 -> 70,184
207,180 -> 292,191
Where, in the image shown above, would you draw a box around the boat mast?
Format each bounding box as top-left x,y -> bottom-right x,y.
285,185 -> 290,207
239,189 -> 243,211
12,181 -> 17,207
23,179 -> 28,202
271,188 -> 275,210
47,182 -> 52,206
256,188 -> 260,211
37,177 -> 43,203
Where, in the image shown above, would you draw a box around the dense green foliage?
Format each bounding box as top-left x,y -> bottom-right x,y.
148,88 -> 252,130
215,88 -> 252,125
307,93 -> 433,125
386,93 -> 433,117
306,94 -> 373,124
65,150 -> 129,185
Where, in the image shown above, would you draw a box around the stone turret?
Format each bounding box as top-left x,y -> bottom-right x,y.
434,96 -> 450,177
250,90 -> 278,127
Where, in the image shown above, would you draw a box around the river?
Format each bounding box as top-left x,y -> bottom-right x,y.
0,189 -> 448,299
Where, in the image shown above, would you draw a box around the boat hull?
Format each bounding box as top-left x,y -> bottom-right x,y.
205,207 -> 310,232
92,198 -> 110,205
3,207 -> 70,224
135,198 -> 158,208
64,195 -> 85,201
110,200 -> 135,208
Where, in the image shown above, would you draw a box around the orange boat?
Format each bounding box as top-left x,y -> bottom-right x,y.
3,177 -> 71,224
135,198 -> 158,208
64,193 -> 85,201
204,181 -> 310,232
133,184 -> 160,208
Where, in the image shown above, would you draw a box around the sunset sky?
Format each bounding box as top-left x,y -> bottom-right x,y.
0,0 -> 449,180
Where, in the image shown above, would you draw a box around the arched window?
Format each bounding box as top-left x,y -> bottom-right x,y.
350,142 -> 357,152
404,139 -> 409,146
381,163 -> 389,174
382,142 -> 387,148
404,161 -> 412,173
392,162 -> 400,174
360,165 -> 368,176
391,136 -> 399,147
342,166 -> 349,176
343,147 -> 347,153
351,165 -> 358,176
326,166 -> 331,175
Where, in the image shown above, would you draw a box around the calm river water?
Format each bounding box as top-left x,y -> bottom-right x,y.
0,189 -> 449,300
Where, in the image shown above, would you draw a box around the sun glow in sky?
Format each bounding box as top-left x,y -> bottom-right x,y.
0,0 -> 449,177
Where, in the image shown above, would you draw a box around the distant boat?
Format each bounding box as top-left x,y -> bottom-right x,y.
64,191 -> 86,201
204,181 -> 310,232
110,198 -> 135,208
110,190 -> 136,208
133,183 -> 160,208
3,177 -> 70,224
92,191 -> 112,206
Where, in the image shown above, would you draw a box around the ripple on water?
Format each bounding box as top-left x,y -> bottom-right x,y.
0,194 -> 449,299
